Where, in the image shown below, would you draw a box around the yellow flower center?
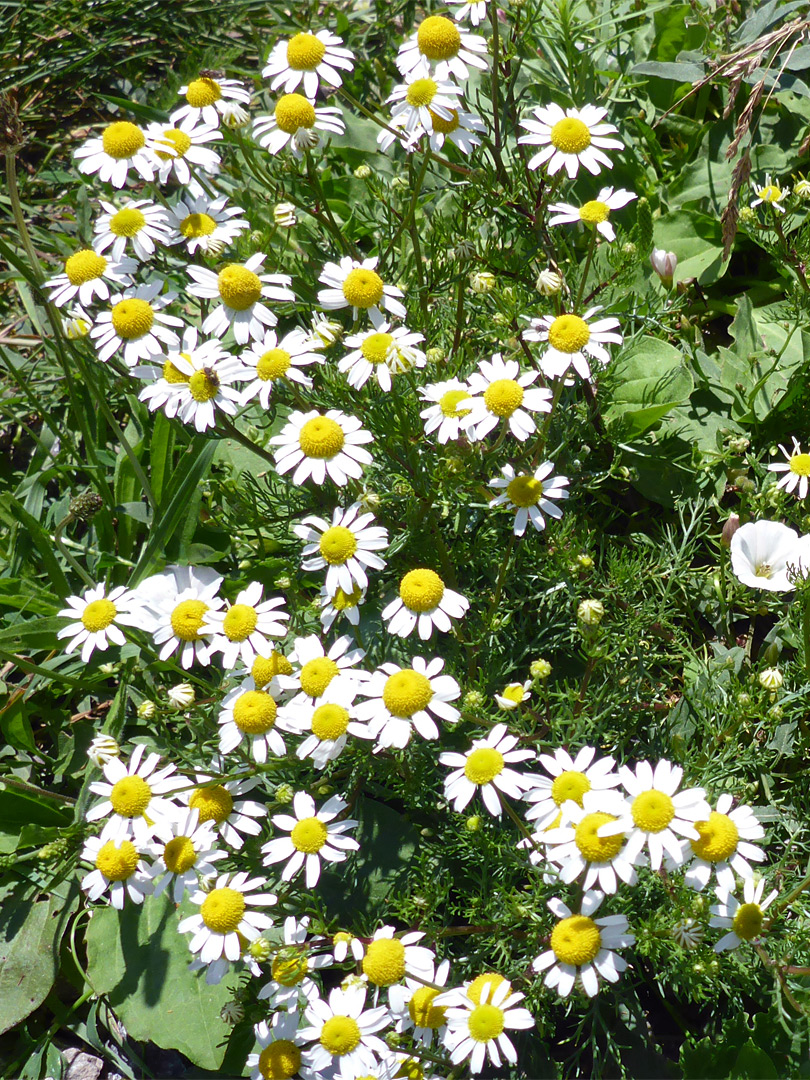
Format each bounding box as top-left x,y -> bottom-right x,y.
579,200 -> 610,224
506,475 -> 543,508
291,816 -> 328,853
399,568 -> 445,612
429,107 -> 460,134
80,597 -> 117,632
163,835 -> 197,874
101,121 -> 145,159
320,1016 -> 361,1057
417,15 -> 461,60
256,348 -> 292,381
631,789 -> 675,833
311,703 -> 351,741
690,812 -> 740,862
65,250 -> 107,286
299,416 -> 345,458
222,603 -> 258,641
551,914 -> 602,965
333,931 -> 352,946
300,656 -> 341,697
789,452 -> 810,476
271,952 -> 310,986
319,525 -> 358,564
342,268 -> 384,308
111,298 -> 154,341
253,651 -> 293,687
484,378 -> 524,417
732,902 -> 764,941
468,1003 -> 505,1043
110,207 -> 146,236
180,212 -> 217,238
409,986 -> 446,1028
757,184 -> 783,203
95,840 -> 140,881
360,332 -> 394,365
550,117 -> 592,154
274,93 -> 316,134
170,599 -> 208,641
439,389 -> 472,417
286,32 -> 326,70
201,886 -> 246,933
548,314 -> 590,354
550,770 -> 591,808
217,264 -> 263,310
188,368 -> 220,402
232,689 -> 277,734
189,784 -> 233,824
186,77 -> 221,108
468,973 -> 509,1004
163,359 -> 190,384
154,128 -> 192,161
406,78 -> 438,108
331,585 -> 363,610
464,747 -> 505,785
363,938 -> 406,985
258,1040 -> 302,1080
501,683 -> 526,704
382,669 -> 434,718
574,811 -> 624,862
109,775 -> 152,818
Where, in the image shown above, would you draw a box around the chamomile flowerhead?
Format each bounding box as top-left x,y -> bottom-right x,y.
263,30 -> 355,98
204,580 -> 290,669
276,633 -> 368,703
339,323 -> 426,391
680,793 -> 766,892
319,581 -> 367,631
419,379 -> 476,443
710,878 -> 778,952
295,503 -> 389,597
146,115 -> 222,185
57,583 -> 142,662
145,807 -> 225,903
489,462 -> 570,536
362,925 -> 435,988
183,770 -> 268,850
257,915 -> 333,1011
177,871 -> 277,969
90,281 -> 182,366
382,567 -> 469,640
74,120 -> 155,187
413,102 -> 485,155
389,958 -> 451,1047
445,0 -> 487,25
396,14 -> 488,82
518,103 -> 623,178
93,198 -> 172,262
44,246 -> 136,308
186,253 -> 295,345
318,256 -> 406,328
533,892 -> 634,998
173,74 -> 252,127
465,353 -> 552,441
298,985 -> 390,1078
218,679 -> 292,763
85,743 -> 187,844
169,340 -> 246,433
524,307 -> 623,381
439,978 -> 534,1074
494,681 -> 531,710
81,834 -> 153,909
254,94 -> 345,158
540,789 -> 641,894
135,563 -> 225,668
284,682 -> 371,769
524,745 -> 622,831
751,174 -> 789,213
238,327 -> 322,408
440,724 -> 536,817
262,792 -> 359,888
355,656 -> 460,750
378,63 -> 464,151
247,1013 -> 307,1080
548,187 -> 637,242
271,409 -> 374,486
768,438 -> 810,500
729,520 -> 810,592
167,193 -> 248,256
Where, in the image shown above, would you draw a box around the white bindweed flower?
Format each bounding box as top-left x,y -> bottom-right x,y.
730,520 -> 810,592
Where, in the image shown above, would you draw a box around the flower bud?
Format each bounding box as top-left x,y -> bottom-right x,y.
69,491 -> 103,521
535,267 -> 562,295
759,667 -> 783,691
530,658 -> 552,681
720,512 -> 740,548
577,599 -> 605,625
167,682 -> 195,709
650,247 -> 677,287
137,700 -> 156,720
273,202 -> 297,228
465,814 -> 482,832
220,102 -> 250,129
794,177 -> 810,199
469,270 -> 496,294
353,163 -> 372,179
426,346 -> 444,366
274,783 -> 294,804
462,689 -> 485,711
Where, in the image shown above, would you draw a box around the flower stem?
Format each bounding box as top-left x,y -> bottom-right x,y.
217,415 -> 278,470
575,226 -> 598,310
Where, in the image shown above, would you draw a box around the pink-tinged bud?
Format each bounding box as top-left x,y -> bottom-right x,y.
650,248 -> 677,286
721,512 -> 740,548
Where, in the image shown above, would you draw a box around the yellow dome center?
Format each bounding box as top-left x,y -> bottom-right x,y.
331,585 -> 363,610
342,268 -> 384,308
550,117 -> 592,154
95,839 -> 140,881
548,314 -> 590,353
162,360 -> 189,384
551,914 -> 602,965
154,128 -> 192,161
382,669 -> 434,717
399,568 -> 445,612
320,1016 -> 361,1057
110,207 -> 146,236
81,597 -> 117,631
102,121 -> 145,159
574,811 -> 624,862
188,368 -> 220,403
484,378 -> 524,417
271,952 -> 310,986
468,1003 -> 505,1042
253,650 -> 293,687
732,902 -> 763,941
429,107 -> 460,134
217,264 -> 263,310
506,475 -> 543,507
258,1040 -> 301,1080
439,389 -> 472,417
551,770 -> 591,807
180,212 -> 217,238
311,703 -> 351,741
468,973 -> 509,1004
189,784 -> 233,824
111,298 -> 154,341
690,811 -> 740,862
757,184 -> 783,203
256,348 -> 292,381
186,77 -> 221,107
789,452 -> 810,476
109,775 -> 152,818
222,603 -> 258,641
631,789 -> 675,833
464,747 -> 505,785
163,835 -> 197,874
291,816 -> 328,853
363,938 -> 406,985
409,986 -> 446,1028
319,525 -> 357,564
170,599 -> 208,641
360,332 -> 394,365
300,656 -> 341,697
201,887 -> 246,933
579,200 -> 610,224
406,78 -> 438,108
286,32 -> 326,70
275,93 -> 316,134
299,416 -> 345,458
417,15 -> 461,60
232,689 -> 277,734
65,250 -> 107,286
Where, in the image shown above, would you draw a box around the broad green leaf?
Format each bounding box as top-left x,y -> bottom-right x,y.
6,495 -> 69,595
605,336 -> 693,436
653,210 -> 730,284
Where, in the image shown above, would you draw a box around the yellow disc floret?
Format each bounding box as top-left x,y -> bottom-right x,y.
186,77 -> 221,108
65,250 -> 107,286
163,360 -> 189,384
311,703 -> 351,741
439,389 -> 472,417
631,789 -> 675,833
180,212 -> 217,238
363,937 -> 406,985
382,669 -> 434,717
154,128 -> 192,161
109,775 -> 152,818
467,973 -> 509,1004
95,839 -> 140,880
256,348 -> 292,381
574,811 -> 624,862
275,93 -> 316,134
81,598 -> 117,632
272,952 -> 310,986
223,603 -> 259,641
506,475 -> 543,508
360,332 -> 394,365
111,298 -> 154,340
550,117 -> 591,154
690,812 -> 740,862
550,770 -> 591,808
170,599 -> 208,642
188,368 -> 220,403
406,78 -> 438,108
789,453 -> 810,476
551,914 -> 602,965
417,15 -> 461,61
331,585 -> 363,611
163,835 -> 197,874
468,1003 -> 505,1042
319,525 -> 358,564
201,886 -> 246,932
110,207 -> 146,237
320,1016 -> 361,1057
579,200 -> 610,224
102,121 -> 145,159
399,568 -> 445,612
464,747 -> 505,785
299,416 -> 345,458
217,264 -> 263,310
291,817 -> 328,853
286,32 -> 326,70
732,902 -> 763,941
409,986 -> 446,1029
189,784 -> 233,824
548,314 -> 590,354
232,690 -> 277,734
484,378 -> 524,417
258,1040 -> 302,1080
342,268 -> 384,309
253,651 -> 293,687
429,108 -> 460,134
300,656 -> 341,697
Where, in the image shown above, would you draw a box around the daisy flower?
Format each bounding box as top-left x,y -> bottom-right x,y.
277,633 -> 368,702
355,656 -> 460,750
146,115 -> 222,185
74,120 -> 155,188
339,322 -> 426,390
44,247 -> 136,308
389,958 -> 451,1047
167,192 -> 248,256
532,892 -> 635,998
414,103 -> 485,155
87,734 -> 120,767
80,835 -> 153,909
361,926 -> 435,989
238,326 -> 322,407
253,95 -> 345,157
419,379 -> 476,443
332,931 -> 366,963
489,462 -> 570,536
134,563 -> 224,668
710,879 -> 779,952
524,307 -> 623,381
300,985 -> 389,1078
396,14 -> 488,82
169,339 -> 246,433
382,568 -> 469,640
439,978 -> 534,1074
524,745 -> 622,832
93,198 -> 173,262
57,582 -> 142,662
317,256 -> 406,328
378,63 -> 464,150
85,743 -> 186,844
751,174 -> 789,213
285,683 -> 371,769
440,724 -> 536,817
90,281 -> 182,366
494,680 -> 531,710
446,0 -> 487,25
261,792 -> 360,888
768,438 -> 810,499
730,520 -> 810,592
541,789 -> 640,894
295,503 -> 389,597
320,582 -> 367,632
184,770 -> 268,850
177,871 -> 277,969
218,679 -> 293,763
172,74 -> 252,127
257,915 -> 332,1011
681,793 -> 766,892
247,1013 -> 307,1080
201,581 -> 289,671
548,187 -> 637,242
518,103 -> 624,177
601,759 -> 710,872
145,808 -> 225,903
186,253 -> 295,345
465,353 -> 552,441
271,408 -> 374,486
262,30 -> 354,98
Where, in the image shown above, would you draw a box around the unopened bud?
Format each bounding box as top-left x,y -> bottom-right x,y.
273,202 -> 297,228
69,491 -> 104,521
577,599 -> 605,625
720,513 -> 740,548
87,734 -> 120,766
530,658 -> 552,681
167,683 -> 195,709
469,270 -> 496,294
759,667 -> 783,691
137,700 -> 156,719
650,247 -> 677,287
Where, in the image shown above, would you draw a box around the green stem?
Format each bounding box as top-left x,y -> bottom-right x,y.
217,415 -> 278,470
53,515 -> 96,588
575,226 -> 598,310
488,0 -> 509,185
803,592 -> 810,677
304,149 -> 356,256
